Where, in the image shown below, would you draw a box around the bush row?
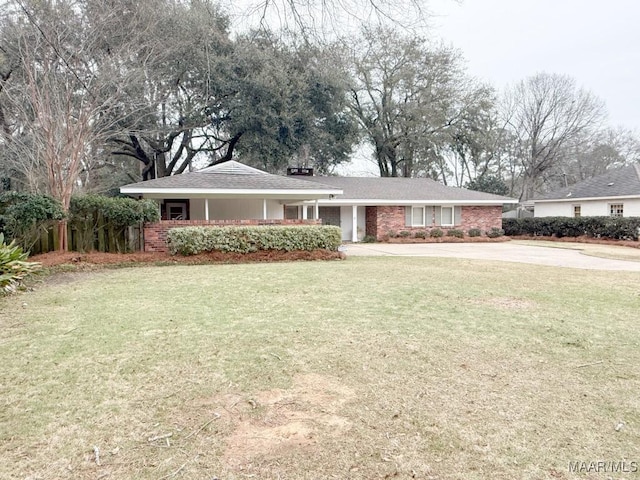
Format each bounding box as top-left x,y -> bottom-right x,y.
502,217 -> 640,240
69,195 -> 159,229
167,225 -> 343,255
380,227 -> 504,241
0,192 -> 159,250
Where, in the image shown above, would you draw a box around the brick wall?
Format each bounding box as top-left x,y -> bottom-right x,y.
459,206 -> 503,232
365,206 -> 378,237
369,205 -> 503,240
143,219 -> 321,253
374,206 -> 406,238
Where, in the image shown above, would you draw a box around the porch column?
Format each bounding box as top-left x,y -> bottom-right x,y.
351,205 -> 358,242
204,199 -> 209,221
302,204 -> 308,219
314,200 -> 319,220
262,199 -> 267,220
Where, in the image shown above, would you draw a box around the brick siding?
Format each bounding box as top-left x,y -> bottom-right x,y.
366,205 -> 503,240
365,206 -> 378,237
144,219 -> 321,253
459,206 -> 503,232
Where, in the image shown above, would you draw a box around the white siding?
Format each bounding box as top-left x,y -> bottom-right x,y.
535,198 -> 640,217
189,198 -> 284,220
339,206 -> 366,241
534,202 -> 575,217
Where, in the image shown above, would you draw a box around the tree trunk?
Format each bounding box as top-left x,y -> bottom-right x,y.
57,219 -> 68,252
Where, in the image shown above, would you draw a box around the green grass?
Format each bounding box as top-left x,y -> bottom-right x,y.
1,258 -> 639,479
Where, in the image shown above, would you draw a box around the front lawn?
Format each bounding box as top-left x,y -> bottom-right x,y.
1,258 -> 638,479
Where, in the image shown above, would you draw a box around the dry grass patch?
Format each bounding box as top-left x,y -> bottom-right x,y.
1,258 -> 639,479
511,239 -> 640,262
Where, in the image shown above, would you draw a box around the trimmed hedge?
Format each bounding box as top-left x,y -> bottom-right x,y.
167,225 -> 343,255
0,192 -> 65,250
503,217 -> 640,241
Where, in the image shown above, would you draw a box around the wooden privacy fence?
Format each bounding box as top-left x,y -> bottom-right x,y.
29,223 -> 144,254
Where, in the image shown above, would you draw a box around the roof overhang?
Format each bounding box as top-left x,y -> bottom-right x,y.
534,194 -> 640,203
298,198 -> 518,206
119,187 -> 343,200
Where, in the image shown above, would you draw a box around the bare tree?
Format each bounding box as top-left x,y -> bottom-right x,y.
346,26 -> 494,179
232,0 -> 434,39
0,0 -> 158,249
502,73 -> 606,201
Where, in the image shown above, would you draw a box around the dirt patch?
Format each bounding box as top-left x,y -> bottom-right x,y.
217,374 -> 355,469
30,249 -> 343,268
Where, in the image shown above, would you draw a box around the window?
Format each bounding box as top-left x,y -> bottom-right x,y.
573,205 -> 581,218
405,206 -> 434,227
164,201 -> 188,220
609,203 -> 624,217
412,207 -> 425,226
440,206 -> 454,226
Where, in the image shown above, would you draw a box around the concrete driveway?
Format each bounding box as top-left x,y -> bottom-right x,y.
343,242 -> 640,271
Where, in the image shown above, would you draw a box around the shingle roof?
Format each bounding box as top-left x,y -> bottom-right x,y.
120,160 -> 515,204
305,176 -> 514,202
120,161 -> 339,192
535,164 -> 640,201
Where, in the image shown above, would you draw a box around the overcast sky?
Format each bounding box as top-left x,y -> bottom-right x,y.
428,0 -> 639,131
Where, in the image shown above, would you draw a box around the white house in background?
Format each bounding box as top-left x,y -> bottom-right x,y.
533,164 -> 640,218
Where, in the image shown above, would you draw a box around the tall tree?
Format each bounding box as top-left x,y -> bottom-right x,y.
0,0 -> 151,249
346,26 -> 494,178
501,73 -> 606,200
105,0 -> 232,180
235,0 -> 430,38
211,34 -> 357,173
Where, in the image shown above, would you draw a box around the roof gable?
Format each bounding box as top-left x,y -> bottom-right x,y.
198,161 -> 268,175
120,162 -> 340,194
535,164 -> 640,201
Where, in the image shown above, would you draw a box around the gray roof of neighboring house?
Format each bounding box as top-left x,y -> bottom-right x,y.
535,164 -> 640,201
306,176 -> 514,202
120,161 -> 340,192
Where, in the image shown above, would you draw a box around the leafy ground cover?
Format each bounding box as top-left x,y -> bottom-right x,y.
1,257 -> 638,479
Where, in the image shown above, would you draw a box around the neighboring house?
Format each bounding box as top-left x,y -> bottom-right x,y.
120,161 -> 517,250
533,164 -> 640,218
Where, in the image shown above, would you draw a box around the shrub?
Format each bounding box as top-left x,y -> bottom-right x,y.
413,230 -> 427,239
166,225 -> 342,255
487,227 -> 505,238
0,192 -> 65,250
386,230 -> 397,238
467,228 -> 482,237
447,229 -> 464,238
430,228 -> 444,238
398,230 -> 411,238
502,217 -> 640,241
362,234 -> 376,243
69,195 -> 160,252
0,233 -> 41,294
